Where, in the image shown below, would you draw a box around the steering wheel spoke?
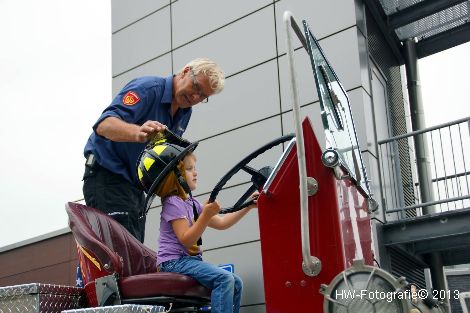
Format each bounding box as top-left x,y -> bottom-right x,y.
233,184 -> 258,209
242,165 -> 258,176
219,199 -> 256,215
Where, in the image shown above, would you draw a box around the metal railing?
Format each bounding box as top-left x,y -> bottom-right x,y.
378,116 -> 470,221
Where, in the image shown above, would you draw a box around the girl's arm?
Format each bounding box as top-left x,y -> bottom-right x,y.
208,192 -> 259,230
171,201 -> 220,249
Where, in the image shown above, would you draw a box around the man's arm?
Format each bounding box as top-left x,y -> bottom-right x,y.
96,116 -> 166,143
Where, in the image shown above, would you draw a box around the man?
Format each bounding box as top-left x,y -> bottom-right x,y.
82,58 -> 225,242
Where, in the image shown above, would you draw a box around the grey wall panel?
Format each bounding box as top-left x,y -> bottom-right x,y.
347,88 -> 376,156
240,305 -> 265,313
354,0 -> 367,35
171,0 -> 271,48
189,117 -> 283,195
185,60 -> 280,140
371,63 -> 392,142
203,241 -> 265,306
277,51 -> 319,113
317,27 -> 363,91
143,204 -> 161,251
112,0 -> 169,32
147,197 -> 163,215
112,7 -> 171,76
203,209 -> 260,250
275,0 -> 357,55
361,89 -> 377,156
281,102 -> 325,149
357,27 -> 372,95
361,152 -> 382,217
172,6 -> 277,78
112,54 -> 172,96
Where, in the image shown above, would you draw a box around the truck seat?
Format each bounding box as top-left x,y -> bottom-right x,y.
66,202 -> 210,310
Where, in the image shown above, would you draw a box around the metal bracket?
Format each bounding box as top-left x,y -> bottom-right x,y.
321,149 -> 339,168
302,256 -> 322,276
95,274 -> 122,307
307,177 -> 319,196
321,149 -> 346,180
367,197 -> 379,213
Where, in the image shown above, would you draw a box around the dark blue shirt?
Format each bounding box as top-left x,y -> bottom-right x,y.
84,76 -> 192,185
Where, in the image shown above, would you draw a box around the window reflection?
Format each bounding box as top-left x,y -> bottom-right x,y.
303,20 -> 371,196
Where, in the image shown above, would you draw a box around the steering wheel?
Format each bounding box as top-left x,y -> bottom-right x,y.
209,133 -> 295,214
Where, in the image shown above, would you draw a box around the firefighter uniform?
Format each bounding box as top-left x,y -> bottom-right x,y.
83,75 -> 192,242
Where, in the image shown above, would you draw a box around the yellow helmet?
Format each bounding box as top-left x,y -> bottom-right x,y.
136,129 -> 198,210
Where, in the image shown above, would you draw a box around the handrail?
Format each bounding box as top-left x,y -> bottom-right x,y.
378,116 -> 470,220
386,195 -> 470,213
378,116 -> 470,144
283,10 -> 321,277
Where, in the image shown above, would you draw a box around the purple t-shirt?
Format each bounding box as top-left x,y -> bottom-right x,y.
157,196 -> 203,266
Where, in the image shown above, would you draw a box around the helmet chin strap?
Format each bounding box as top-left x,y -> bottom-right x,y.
174,169 -> 202,246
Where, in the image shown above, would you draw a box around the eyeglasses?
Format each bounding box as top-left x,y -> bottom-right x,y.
189,68 -> 209,103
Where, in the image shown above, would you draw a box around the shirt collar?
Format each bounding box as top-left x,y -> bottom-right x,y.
162,75 -> 173,104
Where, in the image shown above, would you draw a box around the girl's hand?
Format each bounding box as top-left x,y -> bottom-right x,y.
247,191 -> 260,210
203,200 -> 221,217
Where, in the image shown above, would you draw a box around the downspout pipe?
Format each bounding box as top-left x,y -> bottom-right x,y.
403,38 -> 449,312
403,38 -> 436,215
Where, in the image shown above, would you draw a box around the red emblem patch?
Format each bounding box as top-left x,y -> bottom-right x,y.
122,91 -> 141,106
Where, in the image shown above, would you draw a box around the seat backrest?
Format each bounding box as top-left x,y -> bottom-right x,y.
66,202 -> 157,280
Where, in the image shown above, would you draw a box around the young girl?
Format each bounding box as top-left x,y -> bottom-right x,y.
156,152 -> 258,313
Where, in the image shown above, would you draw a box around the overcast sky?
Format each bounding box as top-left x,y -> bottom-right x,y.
0,0 -> 111,248
420,41 -> 470,127
0,2 -> 469,249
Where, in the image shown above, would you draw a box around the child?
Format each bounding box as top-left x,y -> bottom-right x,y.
156,152 -> 257,313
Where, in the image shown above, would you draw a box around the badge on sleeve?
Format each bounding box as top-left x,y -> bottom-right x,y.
122,91 -> 141,106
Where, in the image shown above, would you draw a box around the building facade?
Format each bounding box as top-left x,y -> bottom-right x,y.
111,1 -> 381,311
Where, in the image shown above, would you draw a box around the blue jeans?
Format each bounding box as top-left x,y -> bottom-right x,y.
160,256 -> 243,313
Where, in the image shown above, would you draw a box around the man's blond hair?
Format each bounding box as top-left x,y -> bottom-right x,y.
183,58 -> 225,94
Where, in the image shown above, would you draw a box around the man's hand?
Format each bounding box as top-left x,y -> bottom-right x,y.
136,120 -> 166,143
96,117 -> 167,143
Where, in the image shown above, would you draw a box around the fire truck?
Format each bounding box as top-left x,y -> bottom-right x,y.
1,11 -> 468,313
